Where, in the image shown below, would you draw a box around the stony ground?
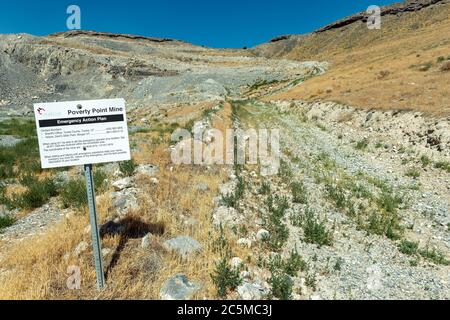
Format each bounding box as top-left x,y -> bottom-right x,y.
219,99 -> 450,299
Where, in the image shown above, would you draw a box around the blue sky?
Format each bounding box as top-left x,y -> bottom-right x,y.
0,0 -> 398,48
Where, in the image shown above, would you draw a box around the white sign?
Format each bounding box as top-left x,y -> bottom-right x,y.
33,98 -> 131,168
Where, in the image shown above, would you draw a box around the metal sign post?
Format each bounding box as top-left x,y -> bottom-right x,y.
84,164 -> 105,290
33,99 -> 131,290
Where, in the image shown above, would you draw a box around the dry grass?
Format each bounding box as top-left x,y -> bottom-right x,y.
0,103 -> 249,299
266,3 -> 450,116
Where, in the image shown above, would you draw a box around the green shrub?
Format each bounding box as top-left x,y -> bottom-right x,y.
266,195 -> 289,250
11,176 -> 57,209
405,168 -> 420,178
398,240 -> 419,255
434,161 -> 450,173
290,181 -> 308,204
367,211 -> 401,240
303,208 -> 333,247
355,138 -> 369,150
420,155 -> 431,167
220,176 -> 245,209
419,247 -> 449,265
211,255 -> 242,298
119,159 -> 137,176
0,138 -> 40,179
0,215 -> 15,232
269,273 -> 292,300
259,181 -> 271,195
278,159 -> 293,182
60,170 -> 107,209
269,249 -> 308,277
0,119 -> 36,137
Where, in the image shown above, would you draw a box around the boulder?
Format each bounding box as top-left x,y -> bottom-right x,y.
256,229 -> 270,241
135,164 -> 159,177
163,236 -> 202,259
141,233 -> 152,249
112,177 -> 133,191
0,135 -> 22,147
237,282 -> 269,300
160,274 -> 200,300
212,206 -> 241,228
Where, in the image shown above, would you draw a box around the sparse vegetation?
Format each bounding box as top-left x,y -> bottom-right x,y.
211,255 -> 242,298
259,181 -> 271,195
265,195 -> 289,250
6,175 -> 58,210
434,161 -> 450,173
119,159 -> 137,176
220,175 -> 245,209
420,155 -> 431,167
290,181 -> 308,204
269,272 -> 293,300
398,239 -> 419,255
355,138 -> 369,150
405,168 -> 420,178
302,208 -> 333,247
0,215 -> 15,232
60,170 -> 107,209
278,159 -> 293,182
419,247 -> 449,265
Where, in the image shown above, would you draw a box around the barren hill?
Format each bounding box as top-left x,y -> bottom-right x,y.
254,0 -> 450,115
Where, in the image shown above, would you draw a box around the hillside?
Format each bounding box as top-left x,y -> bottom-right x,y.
254,0 -> 450,116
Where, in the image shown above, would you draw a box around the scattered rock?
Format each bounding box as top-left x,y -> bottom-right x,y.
111,189 -> 139,215
163,236 -> 202,259
141,233 -> 152,249
0,135 -> 22,147
160,274 -> 200,300
230,257 -> 243,268
112,177 -> 133,191
74,241 -> 89,256
237,282 -> 269,300
237,238 -> 252,248
256,229 -> 270,241
102,248 -> 112,257
135,164 -> 159,177
195,183 -> 209,192
212,206 -> 241,228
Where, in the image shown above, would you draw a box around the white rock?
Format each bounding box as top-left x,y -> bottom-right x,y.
237,282 -> 269,300
256,229 -> 270,241
160,274 -> 199,300
141,233 -> 152,249
112,177 -> 133,191
74,241 -> 89,256
240,271 -> 251,280
212,206 -> 241,228
135,164 -> 159,177
230,257 -> 243,268
84,225 -> 91,234
102,248 -> 111,257
237,238 -> 252,248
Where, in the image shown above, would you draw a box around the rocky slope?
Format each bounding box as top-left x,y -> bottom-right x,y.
0,31 -> 323,120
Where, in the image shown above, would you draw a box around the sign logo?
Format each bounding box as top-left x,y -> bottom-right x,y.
37,107 -> 45,115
